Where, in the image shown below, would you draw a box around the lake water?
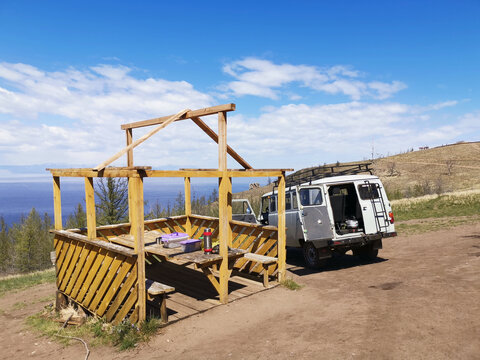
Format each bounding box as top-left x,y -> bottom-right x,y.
0,178 -> 259,227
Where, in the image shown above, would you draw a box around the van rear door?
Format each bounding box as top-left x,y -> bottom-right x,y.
298,186 -> 333,243
356,181 -> 389,234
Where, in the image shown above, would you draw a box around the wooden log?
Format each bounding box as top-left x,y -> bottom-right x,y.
191,116 -> 252,169
184,177 -> 192,236
131,177 -> 146,322
277,174 -> 286,282
55,290 -> 68,311
48,168 -> 293,178
121,103 -> 236,130
53,177 -> 62,230
128,177 -> 134,234
85,177 -> 96,239
94,108 -> 189,171
218,110 -> 230,304
126,128 -> 133,167
48,168 -> 141,178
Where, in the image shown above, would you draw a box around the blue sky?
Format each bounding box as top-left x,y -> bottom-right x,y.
0,0 -> 479,180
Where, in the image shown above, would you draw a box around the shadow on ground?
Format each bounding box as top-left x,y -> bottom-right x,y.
286,247 -> 388,277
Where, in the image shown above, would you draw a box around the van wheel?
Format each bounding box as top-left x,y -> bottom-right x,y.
302,242 -> 327,269
353,245 -> 378,261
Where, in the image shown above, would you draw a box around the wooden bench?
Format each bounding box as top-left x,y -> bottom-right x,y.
244,253 -> 278,287
146,279 -> 175,323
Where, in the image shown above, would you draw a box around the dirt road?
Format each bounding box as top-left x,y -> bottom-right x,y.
2,222 -> 479,359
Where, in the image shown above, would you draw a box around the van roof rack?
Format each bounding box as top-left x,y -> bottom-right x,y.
276,162 -> 373,188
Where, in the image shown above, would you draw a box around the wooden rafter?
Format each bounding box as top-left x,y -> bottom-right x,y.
120,104 -> 235,130
93,109 -> 189,171
191,116 -> 252,169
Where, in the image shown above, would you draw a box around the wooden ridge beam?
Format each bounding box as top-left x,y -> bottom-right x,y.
191,116 -> 252,169
94,109 -> 189,171
121,104 -> 236,130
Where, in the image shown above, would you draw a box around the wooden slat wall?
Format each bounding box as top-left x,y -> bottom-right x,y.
54,233 -> 139,325
189,215 -> 279,276
231,223 -> 279,276
73,215 -> 189,240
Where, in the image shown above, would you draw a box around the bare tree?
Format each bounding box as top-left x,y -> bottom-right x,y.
386,162 -> 398,176
446,160 -> 454,176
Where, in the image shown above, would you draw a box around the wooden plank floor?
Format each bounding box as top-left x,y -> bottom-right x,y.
145,259 -> 275,323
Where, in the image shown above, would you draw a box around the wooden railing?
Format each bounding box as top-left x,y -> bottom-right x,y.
53,230 -> 139,325
230,220 -> 279,276
188,215 -> 279,277
90,214 -> 280,278
59,214 -> 280,317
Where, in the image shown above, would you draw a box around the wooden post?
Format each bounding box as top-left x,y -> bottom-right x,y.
128,178 -> 134,233
227,176 -> 232,247
184,177 -> 192,236
131,176 -> 146,322
218,111 -> 230,304
277,174 -> 286,282
126,129 -> 133,167
85,177 -> 96,239
126,130 -> 134,231
53,176 -> 62,230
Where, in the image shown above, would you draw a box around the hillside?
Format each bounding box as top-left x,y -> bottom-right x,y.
373,141 -> 480,197
235,141 -> 480,204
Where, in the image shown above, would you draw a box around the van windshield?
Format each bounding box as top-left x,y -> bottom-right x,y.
299,188 -> 322,206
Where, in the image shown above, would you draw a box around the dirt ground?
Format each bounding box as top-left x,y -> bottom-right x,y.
1,222 -> 479,360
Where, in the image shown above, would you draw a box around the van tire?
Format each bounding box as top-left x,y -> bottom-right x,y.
354,244 -> 378,261
302,242 -> 327,269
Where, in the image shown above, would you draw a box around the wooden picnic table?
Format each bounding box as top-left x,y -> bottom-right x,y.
109,230 -> 246,297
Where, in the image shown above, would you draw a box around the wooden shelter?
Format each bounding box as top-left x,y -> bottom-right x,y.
48,104 -> 291,324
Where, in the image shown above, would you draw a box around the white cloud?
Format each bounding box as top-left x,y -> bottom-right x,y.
0,62 -> 213,124
0,62 -> 215,167
225,101 -> 473,169
0,60 -> 475,174
221,58 -> 406,100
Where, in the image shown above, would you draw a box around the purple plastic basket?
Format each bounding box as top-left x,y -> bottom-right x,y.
180,239 -> 201,252
158,232 -> 189,248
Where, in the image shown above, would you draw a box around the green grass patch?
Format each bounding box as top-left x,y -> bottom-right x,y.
0,268 -> 55,298
280,278 -> 303,291
37,295 -> 56,303
395,215 -> 480,235
27,306 -> 163,351
12,301 -> 27,310
392,191 -> 480,222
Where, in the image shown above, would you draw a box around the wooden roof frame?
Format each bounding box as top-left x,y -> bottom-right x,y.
47,103 -> 290,320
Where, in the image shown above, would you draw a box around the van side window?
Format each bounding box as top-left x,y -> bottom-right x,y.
270,195 -> 277,212
299,188 -> 323,206
358,184 -> 380,200
285,192 -> 291,210
261,197 -> 269,213
292,191 -> 298,209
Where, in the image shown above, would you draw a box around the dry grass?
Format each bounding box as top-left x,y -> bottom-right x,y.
234,142 -> 480,205
373,142 -> 480,196
392,189 -> 480,221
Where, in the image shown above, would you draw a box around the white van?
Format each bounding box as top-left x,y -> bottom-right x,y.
259,175 -> 397,268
